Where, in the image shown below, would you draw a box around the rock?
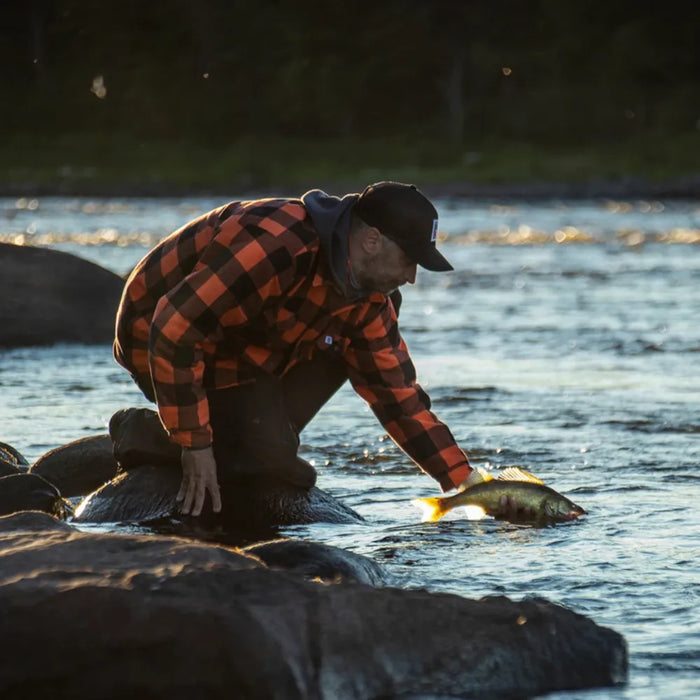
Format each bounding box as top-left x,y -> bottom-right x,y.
0,512 -> 628,698
0,510 -> 75,532
0,242 -> 124,347
73,464 -> 181,523
99,407 -> 364,530
73,463 -> 364,528
30,434 -> 119,498
0,473 -> 69,518
109,407 -> 182,469
0,441 -> 28,477
243,539 -> 389,586
0,462 -> 23,478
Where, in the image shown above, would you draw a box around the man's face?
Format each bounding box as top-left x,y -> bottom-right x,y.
354,235 -> 418,295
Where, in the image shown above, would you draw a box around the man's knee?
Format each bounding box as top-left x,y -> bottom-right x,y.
208,380 -> 316,488
215,436 -> 316,489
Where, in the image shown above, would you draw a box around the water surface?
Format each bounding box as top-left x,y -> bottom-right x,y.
1,195 -> 698,698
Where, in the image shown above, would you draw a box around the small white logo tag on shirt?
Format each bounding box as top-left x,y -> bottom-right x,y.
325,335 -> 333,345
431,218 -> 439,242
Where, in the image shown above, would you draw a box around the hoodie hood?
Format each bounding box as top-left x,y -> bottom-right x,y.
301,189 -> 360,298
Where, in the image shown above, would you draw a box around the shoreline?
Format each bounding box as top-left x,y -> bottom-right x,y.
2,174 -> 700,201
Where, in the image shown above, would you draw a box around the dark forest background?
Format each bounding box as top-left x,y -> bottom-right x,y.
1,0 -> 699,193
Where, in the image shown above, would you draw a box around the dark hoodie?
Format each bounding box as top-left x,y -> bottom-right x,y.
301,189 -> 362,300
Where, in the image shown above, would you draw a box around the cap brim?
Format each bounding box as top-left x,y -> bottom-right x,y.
413,245 -> 454,272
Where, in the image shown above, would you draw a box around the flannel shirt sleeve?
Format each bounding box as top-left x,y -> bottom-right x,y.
344,301 -> 472,491
148,225 -> 301,448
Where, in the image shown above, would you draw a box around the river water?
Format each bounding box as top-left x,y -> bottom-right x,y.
1,195 -> 699,698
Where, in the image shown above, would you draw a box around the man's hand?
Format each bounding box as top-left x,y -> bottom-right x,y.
177,446 -> 222,516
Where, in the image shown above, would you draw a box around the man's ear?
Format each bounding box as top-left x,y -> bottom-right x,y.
361,227 -> 382,256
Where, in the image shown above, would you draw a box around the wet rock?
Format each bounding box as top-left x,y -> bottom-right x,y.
0,473 -> 68,518
29,434 -> 118,498
73,464 -> 181,523
0,512 -> 628,699
0,242 -> 124,347
73,463 -> 364,528
243,539 -> 389,586
0,441 -> 28,477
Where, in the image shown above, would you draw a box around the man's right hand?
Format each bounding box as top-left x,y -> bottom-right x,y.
177,446 -> 222,516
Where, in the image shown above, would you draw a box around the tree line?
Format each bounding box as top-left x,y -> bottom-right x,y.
2,0 -> 698,149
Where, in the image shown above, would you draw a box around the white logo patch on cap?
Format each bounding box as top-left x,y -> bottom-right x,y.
430,218 -> 439,242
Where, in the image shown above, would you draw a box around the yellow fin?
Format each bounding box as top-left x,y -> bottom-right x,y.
411,497 -> 449,523
497,467 -> 545,485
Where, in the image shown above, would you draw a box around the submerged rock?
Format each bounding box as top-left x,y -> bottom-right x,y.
0,242 -> 124,347
29,434 -> 118,498
73,463 -> 364,528
243,539 -> 389,586
0,512 -> 628,699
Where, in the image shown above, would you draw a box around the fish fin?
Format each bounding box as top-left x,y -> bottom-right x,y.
459,466 -> 494,491
411,497 -> 450,523
497,467 -> 545,485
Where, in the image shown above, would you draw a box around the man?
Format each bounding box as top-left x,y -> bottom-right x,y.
114,181 -> 473,517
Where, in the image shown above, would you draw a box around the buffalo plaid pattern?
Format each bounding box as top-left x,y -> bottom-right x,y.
114,198 -> 471,491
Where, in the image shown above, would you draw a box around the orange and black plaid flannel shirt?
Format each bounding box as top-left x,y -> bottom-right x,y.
114,198 -> 471,491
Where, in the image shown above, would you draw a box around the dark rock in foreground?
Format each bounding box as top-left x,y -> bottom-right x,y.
0,512 -> 628,699
29,434 -> 118,498
0,242 -> 124,347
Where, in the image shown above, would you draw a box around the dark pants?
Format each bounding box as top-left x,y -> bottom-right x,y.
208,352 -> 347,489
121,353 -> 346,489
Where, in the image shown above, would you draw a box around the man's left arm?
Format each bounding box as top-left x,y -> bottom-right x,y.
344,303 -> 471,492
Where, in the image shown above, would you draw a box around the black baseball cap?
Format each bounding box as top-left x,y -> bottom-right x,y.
354,181 -> 453,272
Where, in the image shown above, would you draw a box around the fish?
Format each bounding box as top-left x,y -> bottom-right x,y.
412,467 -> 586,524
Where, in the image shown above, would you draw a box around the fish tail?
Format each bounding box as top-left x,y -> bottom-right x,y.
411,497 -> 450,523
